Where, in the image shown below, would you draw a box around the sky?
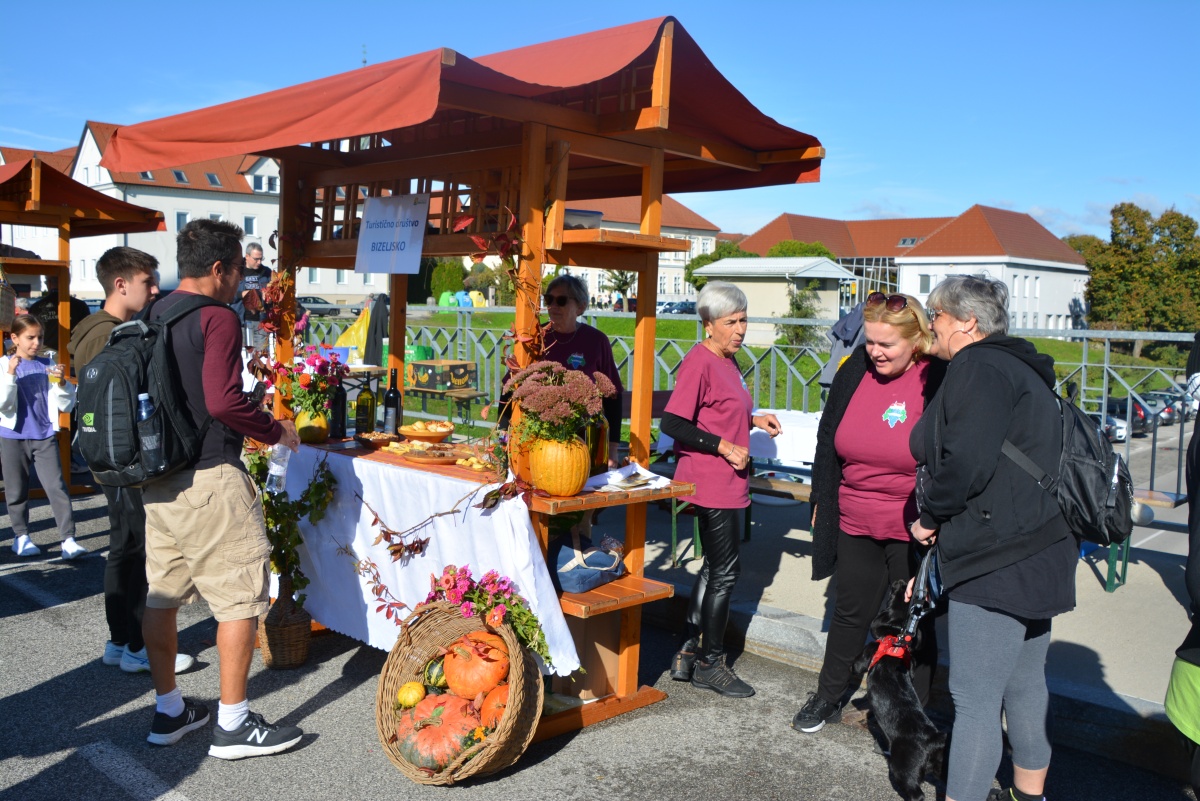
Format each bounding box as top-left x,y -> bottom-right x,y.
1,0 -> 1196,241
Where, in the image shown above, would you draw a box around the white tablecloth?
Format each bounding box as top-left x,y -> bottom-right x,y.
287,446 -> 580,675
656,408 -> 821,467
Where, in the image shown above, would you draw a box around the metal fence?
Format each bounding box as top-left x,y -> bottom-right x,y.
305,307 -> 1195,492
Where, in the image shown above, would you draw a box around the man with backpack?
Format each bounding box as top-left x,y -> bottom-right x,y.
138,219 -> 301,759
70,247 -> 198,675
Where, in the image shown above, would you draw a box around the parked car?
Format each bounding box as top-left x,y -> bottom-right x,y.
297,296 -> 346,317
661,301 -> 696,315
1141,393 -> 1178,428
1087,412 -> 1128,444
1145,390 -> 1192,423
1105,396 -> 1156,436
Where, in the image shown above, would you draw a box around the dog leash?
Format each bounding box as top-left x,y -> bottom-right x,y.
870,547 -> 939,667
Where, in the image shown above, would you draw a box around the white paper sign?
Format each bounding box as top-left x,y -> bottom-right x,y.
354,194 -> 429,274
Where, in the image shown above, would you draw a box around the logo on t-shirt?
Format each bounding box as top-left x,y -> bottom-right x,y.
567,353 -> 585,369
882,401 -> 908,428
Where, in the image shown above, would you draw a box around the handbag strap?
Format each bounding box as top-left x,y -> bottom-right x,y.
560,529 -> 622,572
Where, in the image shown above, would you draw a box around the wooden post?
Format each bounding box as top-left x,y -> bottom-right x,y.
389,273 -> 407,406
515,123 -> 547,369
55,221 -> 72,484
274,159 -> 299,420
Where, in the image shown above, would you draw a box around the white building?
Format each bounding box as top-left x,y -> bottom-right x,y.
550,196 -> 719,305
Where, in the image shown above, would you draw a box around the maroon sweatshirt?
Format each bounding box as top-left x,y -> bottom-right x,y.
150,291 -> 281,471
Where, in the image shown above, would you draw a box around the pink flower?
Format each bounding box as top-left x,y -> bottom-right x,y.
486,604 -> 506,627
460,601 -> 475,618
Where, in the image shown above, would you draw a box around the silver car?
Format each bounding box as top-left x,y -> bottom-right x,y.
296,296 -> 345,317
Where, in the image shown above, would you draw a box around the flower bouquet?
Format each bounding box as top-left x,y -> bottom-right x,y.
267,344 -> 350,441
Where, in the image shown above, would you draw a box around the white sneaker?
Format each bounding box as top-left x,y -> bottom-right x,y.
102,641 -> 125,666
120,646 -> 197,674
12,535 -> 40,557
60,538 -> 88,560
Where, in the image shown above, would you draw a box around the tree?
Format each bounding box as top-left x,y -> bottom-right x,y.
1070,203 -> 1200,356
430,258 -> 466,300
684,240 -> 759,291
601,270 -> 637,300
775,279 -> 823,347
766,239 -> 836,259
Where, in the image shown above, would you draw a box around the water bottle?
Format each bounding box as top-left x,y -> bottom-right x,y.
137,393 -> 168,475
264,443 -> 291,494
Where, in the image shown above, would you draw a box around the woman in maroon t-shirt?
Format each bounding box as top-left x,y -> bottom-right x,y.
793,292 -> 943,734
660,282 -> 781,698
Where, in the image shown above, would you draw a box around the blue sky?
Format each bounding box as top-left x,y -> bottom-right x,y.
2,1 -> 1196,240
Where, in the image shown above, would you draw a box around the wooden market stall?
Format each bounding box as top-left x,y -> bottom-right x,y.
100,16 -> 824,735
0,157 -> 164,496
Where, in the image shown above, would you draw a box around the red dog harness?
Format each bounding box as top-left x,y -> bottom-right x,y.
868,634 -> 913,671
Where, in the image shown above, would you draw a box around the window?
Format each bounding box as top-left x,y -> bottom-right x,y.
919,274 -> 931,293
82,167 -> 89,184
1032,313 -> 1038,327
205,173 -> 222,188
209,213 -> 224,222
172,170 -> 189,184
267,176 -> 279,193
139,171 -> 154,181
658,275 -> 666,293
700,238 -> 711,255
1034,276 -> 1040,298
335,187 -> 346,199
673,275 -> 682,293
363,272 -> 374,285
360,187 -> 369,198
175,211 -> 190,230
307,268 -> 319,284
336,270 -> 348,285
898,237 -> 918,247
252,175 -> 264,192
244,216 -> 257,236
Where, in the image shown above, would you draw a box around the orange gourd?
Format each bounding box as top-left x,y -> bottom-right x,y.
395,695 -> 481,772
529,437 -> 590,497
480,683 -> 509,728
443,631 -> 510,699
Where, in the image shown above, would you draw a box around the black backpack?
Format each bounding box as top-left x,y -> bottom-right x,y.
75,294 -> 226,487
1000,387 -> 1135,547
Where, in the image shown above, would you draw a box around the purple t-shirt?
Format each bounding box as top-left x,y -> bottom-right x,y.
834,359 -> 929,540
665,344 -> 753,509
0,356 -> 55,441
543,323 -> 624,394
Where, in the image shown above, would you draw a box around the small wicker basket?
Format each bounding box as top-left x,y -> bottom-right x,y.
257,609 -> 311,670
375,601 -> 544,785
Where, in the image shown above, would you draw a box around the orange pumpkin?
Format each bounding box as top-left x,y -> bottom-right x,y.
395,695 -> 481,771
480,683 -> 509,728
443,631 -> 510,699
529,437 -> 590,497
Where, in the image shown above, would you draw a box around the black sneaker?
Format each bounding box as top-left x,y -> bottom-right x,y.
147,698 -> 210,746
669,638 -> 698,681
691,654 -> 755,698
208,712 -> 302,760
792,692 -> 841,733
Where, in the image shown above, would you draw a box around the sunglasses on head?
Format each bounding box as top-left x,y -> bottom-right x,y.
543,294 -> 572,307
866,292 -> 909,312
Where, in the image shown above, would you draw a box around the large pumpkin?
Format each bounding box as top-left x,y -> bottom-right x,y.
529,437 -> 590,497
443,631 -> 510,699
480,683 -> 509,729
395,695 -> 481,771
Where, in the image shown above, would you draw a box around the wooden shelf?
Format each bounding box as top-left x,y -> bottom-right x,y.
528,479 -> 695,515
532,686 -> 668,742
558,228 -> 691,252
749,475 -> 812,503
1134,489 -> 1187,509
559,574 -> 674,619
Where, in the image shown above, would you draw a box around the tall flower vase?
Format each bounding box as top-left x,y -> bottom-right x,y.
295,409 -> 329,443
529,437 -> 590,497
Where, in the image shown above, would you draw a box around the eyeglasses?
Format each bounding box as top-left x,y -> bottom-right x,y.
866,292 -> 909,312
543,294 -> 572,307
927,308 -> 944,323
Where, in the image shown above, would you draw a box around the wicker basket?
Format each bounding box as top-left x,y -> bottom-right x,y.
375,601 -> 544,785
258,609 -> 311,669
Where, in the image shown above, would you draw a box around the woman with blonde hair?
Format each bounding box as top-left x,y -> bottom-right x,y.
794,292 -> 944,733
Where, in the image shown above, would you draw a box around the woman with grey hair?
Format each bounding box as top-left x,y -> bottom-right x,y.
660,281 -> 781,697
494,274 -> 624,466
910,275 -> 1075,801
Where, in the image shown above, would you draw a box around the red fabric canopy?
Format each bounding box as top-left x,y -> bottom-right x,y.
0,159 -> 165,237
102,17 -> 821,196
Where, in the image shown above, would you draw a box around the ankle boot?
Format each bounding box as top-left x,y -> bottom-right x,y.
670,637 -> 699,681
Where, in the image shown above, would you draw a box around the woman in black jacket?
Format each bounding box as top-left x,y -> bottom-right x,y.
911,275 -> 1076,801
793,292 -> 944,734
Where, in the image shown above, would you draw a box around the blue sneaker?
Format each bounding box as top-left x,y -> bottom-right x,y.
102,641 -> 125,666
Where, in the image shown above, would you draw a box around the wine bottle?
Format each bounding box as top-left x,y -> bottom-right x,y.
330,383 -> 347,439
355,384 -> 376,434
383,368 -> 401,434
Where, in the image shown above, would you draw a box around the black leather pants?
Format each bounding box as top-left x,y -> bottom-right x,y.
686,505 -> 743,663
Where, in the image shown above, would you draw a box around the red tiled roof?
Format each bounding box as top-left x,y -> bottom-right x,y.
716,232 -> 745,243
562,196 -> 719,231
0,146 -> 77,175
88,121 -> 256,195
739,214 -> 856,256
904,205 -> 1086,265
844,217 -> 953,257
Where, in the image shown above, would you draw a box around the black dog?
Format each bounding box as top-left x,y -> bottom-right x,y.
851,579 -> 947,801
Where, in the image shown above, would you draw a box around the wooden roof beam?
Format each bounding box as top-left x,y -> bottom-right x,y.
336,127 -> 524,167
641,20 -> 673,131
255,145 -> 349,168
438,82 -> 601,135
305,145 -> 522,188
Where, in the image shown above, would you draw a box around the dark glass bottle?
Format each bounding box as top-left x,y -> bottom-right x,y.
584,417 -> 609,476
330,383 -> 347,439
355,383 -> 376,434
383,368 -> 402,434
